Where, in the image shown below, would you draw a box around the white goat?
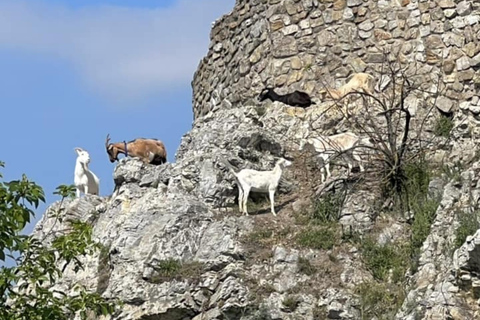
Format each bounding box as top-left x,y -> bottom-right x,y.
74,148 -> 100,197
299,132 -> 370,183
223,158 -> 292,216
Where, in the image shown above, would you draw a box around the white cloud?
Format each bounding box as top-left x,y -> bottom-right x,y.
0,0 -> 235,103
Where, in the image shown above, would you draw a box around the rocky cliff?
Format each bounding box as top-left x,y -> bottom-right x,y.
31,0 -> 480,319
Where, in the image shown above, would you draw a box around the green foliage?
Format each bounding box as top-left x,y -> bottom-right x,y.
150,258 -> 205,283
297,257 -> 316,276
296,227 -> 337,250
401,158 -> 431,209
441,163 -> 462,183
295,194 -> 343,226
410,199 -> 439,254
282,295 -> 299,312
454,210 -> 480,249
53,184 -> 77,199
356,281 -> 405,320
402,159 -> 439,272
360,238 -> 409,282
0,163 -> 117,320
434,115 -> 454,137
152,258 -> 181,279
310,193 -> 343,225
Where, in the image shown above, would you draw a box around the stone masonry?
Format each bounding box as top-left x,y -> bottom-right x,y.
192,0 -> 480,119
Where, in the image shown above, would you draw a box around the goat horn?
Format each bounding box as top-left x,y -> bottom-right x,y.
105,134 -> 111,148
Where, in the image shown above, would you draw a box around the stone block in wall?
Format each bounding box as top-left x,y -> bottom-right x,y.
374,29 -> 392,40
239,60 -> 251,76
333,0 -> 347,10
349,57 -> 367,72
275,75 -> 288,86
456,55 -> 471,71
334,67 -> 351,78
465,14 -> 479,26
290,56 -> 302,70
310,16 -> 325,28
407,15 -> 421,28
458,69 -> 474,82
359,30 -> 372,39
456,1 -> 472,16
444,20 -> 453,32
285,0 -> 302,15
431,7 -> 445,20
347,0 -> 363,7
297,37 -> 317,53
438,0 -> 455,9
464,26 -> 476,43
357,6 -> 368,16
270,19 -> 284,31
272,36 -> 298,58
317,30 -> 335,46
282,24 -> 299,35
431,20 -> 445,33
366,52 -> 385,63
286,70 -> 303,85
471,52 -> 480,67
451,16 -> 467,29
462,42 -> 477,57
332,10 -> 344,21
426,35 -> 445,49
450,47 -> 465,60
249,45 -> 264,64
358,20 -> 374,31
327,56 -> 343,71
322,9 -> 333,24
444,9 -> 457,19
443,59 -> 456,74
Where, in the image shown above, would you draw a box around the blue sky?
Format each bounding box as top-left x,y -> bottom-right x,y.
0,0 -> 235,234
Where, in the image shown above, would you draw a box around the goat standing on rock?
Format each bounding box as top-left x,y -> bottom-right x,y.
74,148 -> 100,198
319,72 -> 375,101
258,87 -> 316,108
105,134 -> 167,165
222,158 -> 292,216
299,132 -> 371,183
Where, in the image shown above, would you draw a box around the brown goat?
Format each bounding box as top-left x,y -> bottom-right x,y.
105,134 -> 167,165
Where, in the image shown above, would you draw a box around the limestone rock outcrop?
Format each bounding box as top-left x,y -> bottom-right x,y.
29,0 -> 480,319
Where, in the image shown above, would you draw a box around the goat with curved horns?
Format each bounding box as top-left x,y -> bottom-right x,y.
105,134 -> 167,165
258,87 -> 316,108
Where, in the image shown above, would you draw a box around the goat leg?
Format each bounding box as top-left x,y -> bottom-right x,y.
238,187 -> 244,213
269,190 -> 276,216
243,187 -> 250,216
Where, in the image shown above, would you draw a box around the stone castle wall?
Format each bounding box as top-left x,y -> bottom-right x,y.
192,0 -> 480,119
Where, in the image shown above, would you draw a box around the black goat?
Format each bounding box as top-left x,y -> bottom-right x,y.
257,87 -> 316,108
